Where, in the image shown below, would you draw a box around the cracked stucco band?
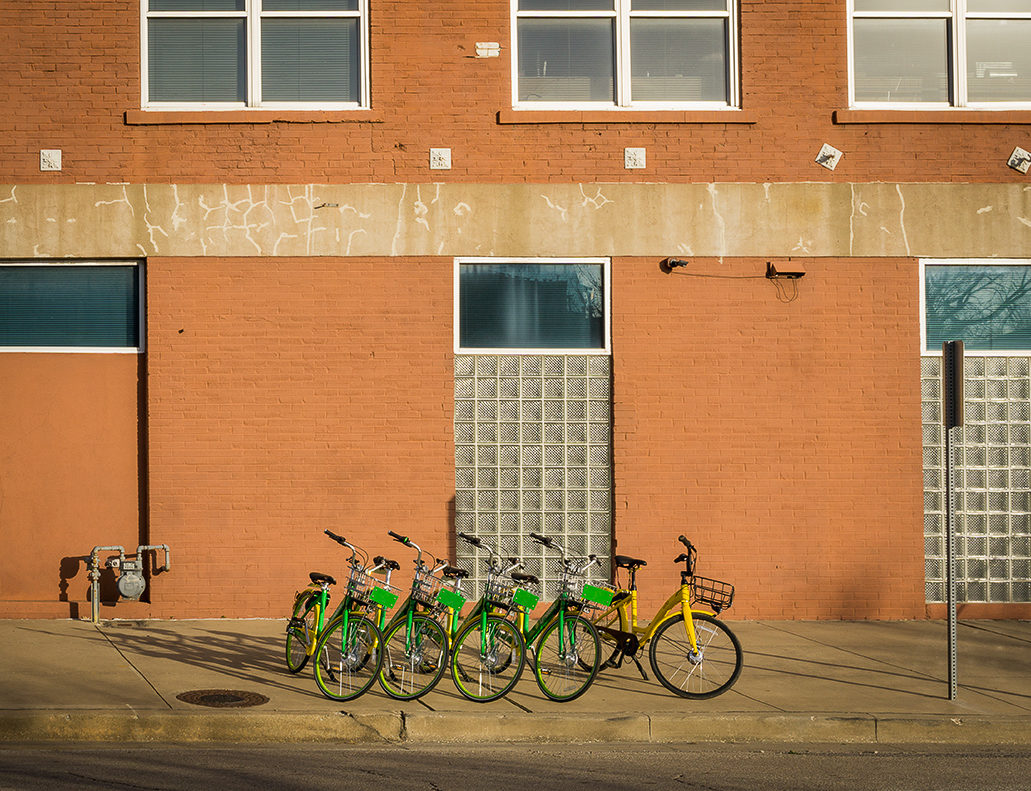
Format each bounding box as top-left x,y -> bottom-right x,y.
2,182 -> 1031,259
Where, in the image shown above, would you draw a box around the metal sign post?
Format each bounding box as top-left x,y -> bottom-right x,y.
942,340 -> 964,701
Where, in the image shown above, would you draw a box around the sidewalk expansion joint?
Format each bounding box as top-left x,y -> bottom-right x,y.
93,624 -> 173,710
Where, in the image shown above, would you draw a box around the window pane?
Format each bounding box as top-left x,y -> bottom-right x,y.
150,0 -> 243,10
966,20 -> 1031,103
632,1 -> 727,10
967,1 -> 1031,11
925,266 -> 1031,352
264,0 -> 359,10
520,1 -> 613,10
518,19 -> 614,102
854,1 -> 949,10
0,267 -> 140,348
631,19 -> 726,102
853,19 -> 949,103
262,18 -> 359,101
149,19 -> 246,102
460,265 -> 605,350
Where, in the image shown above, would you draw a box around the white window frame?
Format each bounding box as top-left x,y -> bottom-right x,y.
920,259 -> 1031,357
849,1 -> 1031,109
455,257 -> 612,355
0,261 -> 145,354
141,0 -> 370,110
510,0 -> 739,110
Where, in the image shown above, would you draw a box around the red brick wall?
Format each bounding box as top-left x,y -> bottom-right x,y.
143,256 -> 457,618
1,1 -> 1026,185
611,257 -> 926,620
0,354 -> 141,618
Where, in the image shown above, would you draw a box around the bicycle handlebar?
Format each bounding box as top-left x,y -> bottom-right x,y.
325,530 -> 348,546
458,531 -> 483,548
388,530 -> 411,546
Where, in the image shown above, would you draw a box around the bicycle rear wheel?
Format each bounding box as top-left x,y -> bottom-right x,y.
533,613 -> 600,702
378,614 -> 449,700
450,616 -> 525,703
648,612 -> 742,699
285,592 -> 317,674
312,614 -> 382,702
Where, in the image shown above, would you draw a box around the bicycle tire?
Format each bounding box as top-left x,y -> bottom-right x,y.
378,614 -> 449,700
285,592 -> 317,674
533,613 -> 601,702
648,612 -> 742,699
450,615 -> 526,703
311,613 -> 382,702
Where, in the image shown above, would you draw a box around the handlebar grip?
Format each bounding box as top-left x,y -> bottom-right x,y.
529,532 -> 552,547
388,530 -> 410,545
458,532 -> 482,547
324,530 -> 347,545
678,535 -> 693,549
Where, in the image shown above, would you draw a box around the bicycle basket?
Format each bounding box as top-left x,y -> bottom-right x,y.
690,576 -> 735,613
412,568 -> 446,606
485,576 -> 516,610
564,577 -> 616,613
347,564 -> 375,604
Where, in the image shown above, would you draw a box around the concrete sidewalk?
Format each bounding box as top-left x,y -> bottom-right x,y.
0,618 -> 1028,744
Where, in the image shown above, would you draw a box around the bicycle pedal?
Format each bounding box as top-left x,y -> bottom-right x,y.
286,617 -> 306,631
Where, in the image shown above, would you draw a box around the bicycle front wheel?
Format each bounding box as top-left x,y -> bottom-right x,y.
378,614 -> 449,700
534,613 -> 600,702
285,592 -> 317,674
312,614 -> 382,702
450,616 -> 525,703
648,612 -> 742,699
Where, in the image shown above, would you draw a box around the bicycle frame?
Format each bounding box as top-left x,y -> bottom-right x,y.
600,582 -> 702,655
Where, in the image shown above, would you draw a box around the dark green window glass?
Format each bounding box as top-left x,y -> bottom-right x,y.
0,266 -> 140,348
925,265 -> 1031,351
460,263 -> 605,349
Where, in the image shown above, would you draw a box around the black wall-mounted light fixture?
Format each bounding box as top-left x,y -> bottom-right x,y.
765,261 -> 806,280
660,258 -> 690,273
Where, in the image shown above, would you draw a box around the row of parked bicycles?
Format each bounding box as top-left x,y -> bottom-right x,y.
284,529 -> 743,704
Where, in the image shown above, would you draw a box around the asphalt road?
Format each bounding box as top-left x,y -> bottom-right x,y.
2,743 -> 1030,791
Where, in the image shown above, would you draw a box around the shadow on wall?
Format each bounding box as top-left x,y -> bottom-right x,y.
59,554 -> 120,619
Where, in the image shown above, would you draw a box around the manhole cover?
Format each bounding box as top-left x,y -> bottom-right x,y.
175,689 -> 269,708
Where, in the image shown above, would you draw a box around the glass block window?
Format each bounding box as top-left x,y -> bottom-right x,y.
455,354 -> 613,599
457,259 -> 609,353
851,1 -> 1031,106
144,0 -> 367,107
922,355 -> 1031,603
924,263 -> 1031,352
0,264 -> 142,351
514,0 -> 738,108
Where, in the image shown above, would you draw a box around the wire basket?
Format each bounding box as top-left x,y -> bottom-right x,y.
485,576 -> 516,610
563,576 -> 616,614
347,564 -> 376,604
690,576 -> 735,613
412,567 -> 447,607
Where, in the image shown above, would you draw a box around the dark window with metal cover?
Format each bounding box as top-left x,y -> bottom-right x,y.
0,265 -> 141,349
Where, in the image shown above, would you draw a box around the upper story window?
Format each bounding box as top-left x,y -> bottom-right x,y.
850,1 -> 1031,107
512,1 -> 738,108
143,0 -> 369,108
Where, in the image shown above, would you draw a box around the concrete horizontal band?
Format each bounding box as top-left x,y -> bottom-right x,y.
3,182 -> 1031,259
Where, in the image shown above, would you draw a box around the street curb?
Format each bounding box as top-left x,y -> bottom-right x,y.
2,711 -> 1030,745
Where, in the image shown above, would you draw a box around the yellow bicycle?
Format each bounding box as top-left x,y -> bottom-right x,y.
590,535 -> 742,699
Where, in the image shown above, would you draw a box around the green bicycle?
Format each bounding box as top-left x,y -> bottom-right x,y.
449,532 -> 527,702
377,530 -> 470,700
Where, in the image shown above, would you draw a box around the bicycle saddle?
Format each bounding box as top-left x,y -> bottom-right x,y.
373,555 -> 401,571
309,572 -> 336,585
511,571 -> 540,585
614,555 -> 647,570
442,565 -> 470,579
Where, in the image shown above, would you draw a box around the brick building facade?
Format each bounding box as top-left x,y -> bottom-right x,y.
2,1 -> 1030,620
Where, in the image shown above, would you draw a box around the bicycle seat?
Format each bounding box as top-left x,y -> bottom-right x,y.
511,571 -> 540,585
442,565 -> 470,579
373,555 -> 401,571
309,572 -> 336,586
614,555 -> 647,570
